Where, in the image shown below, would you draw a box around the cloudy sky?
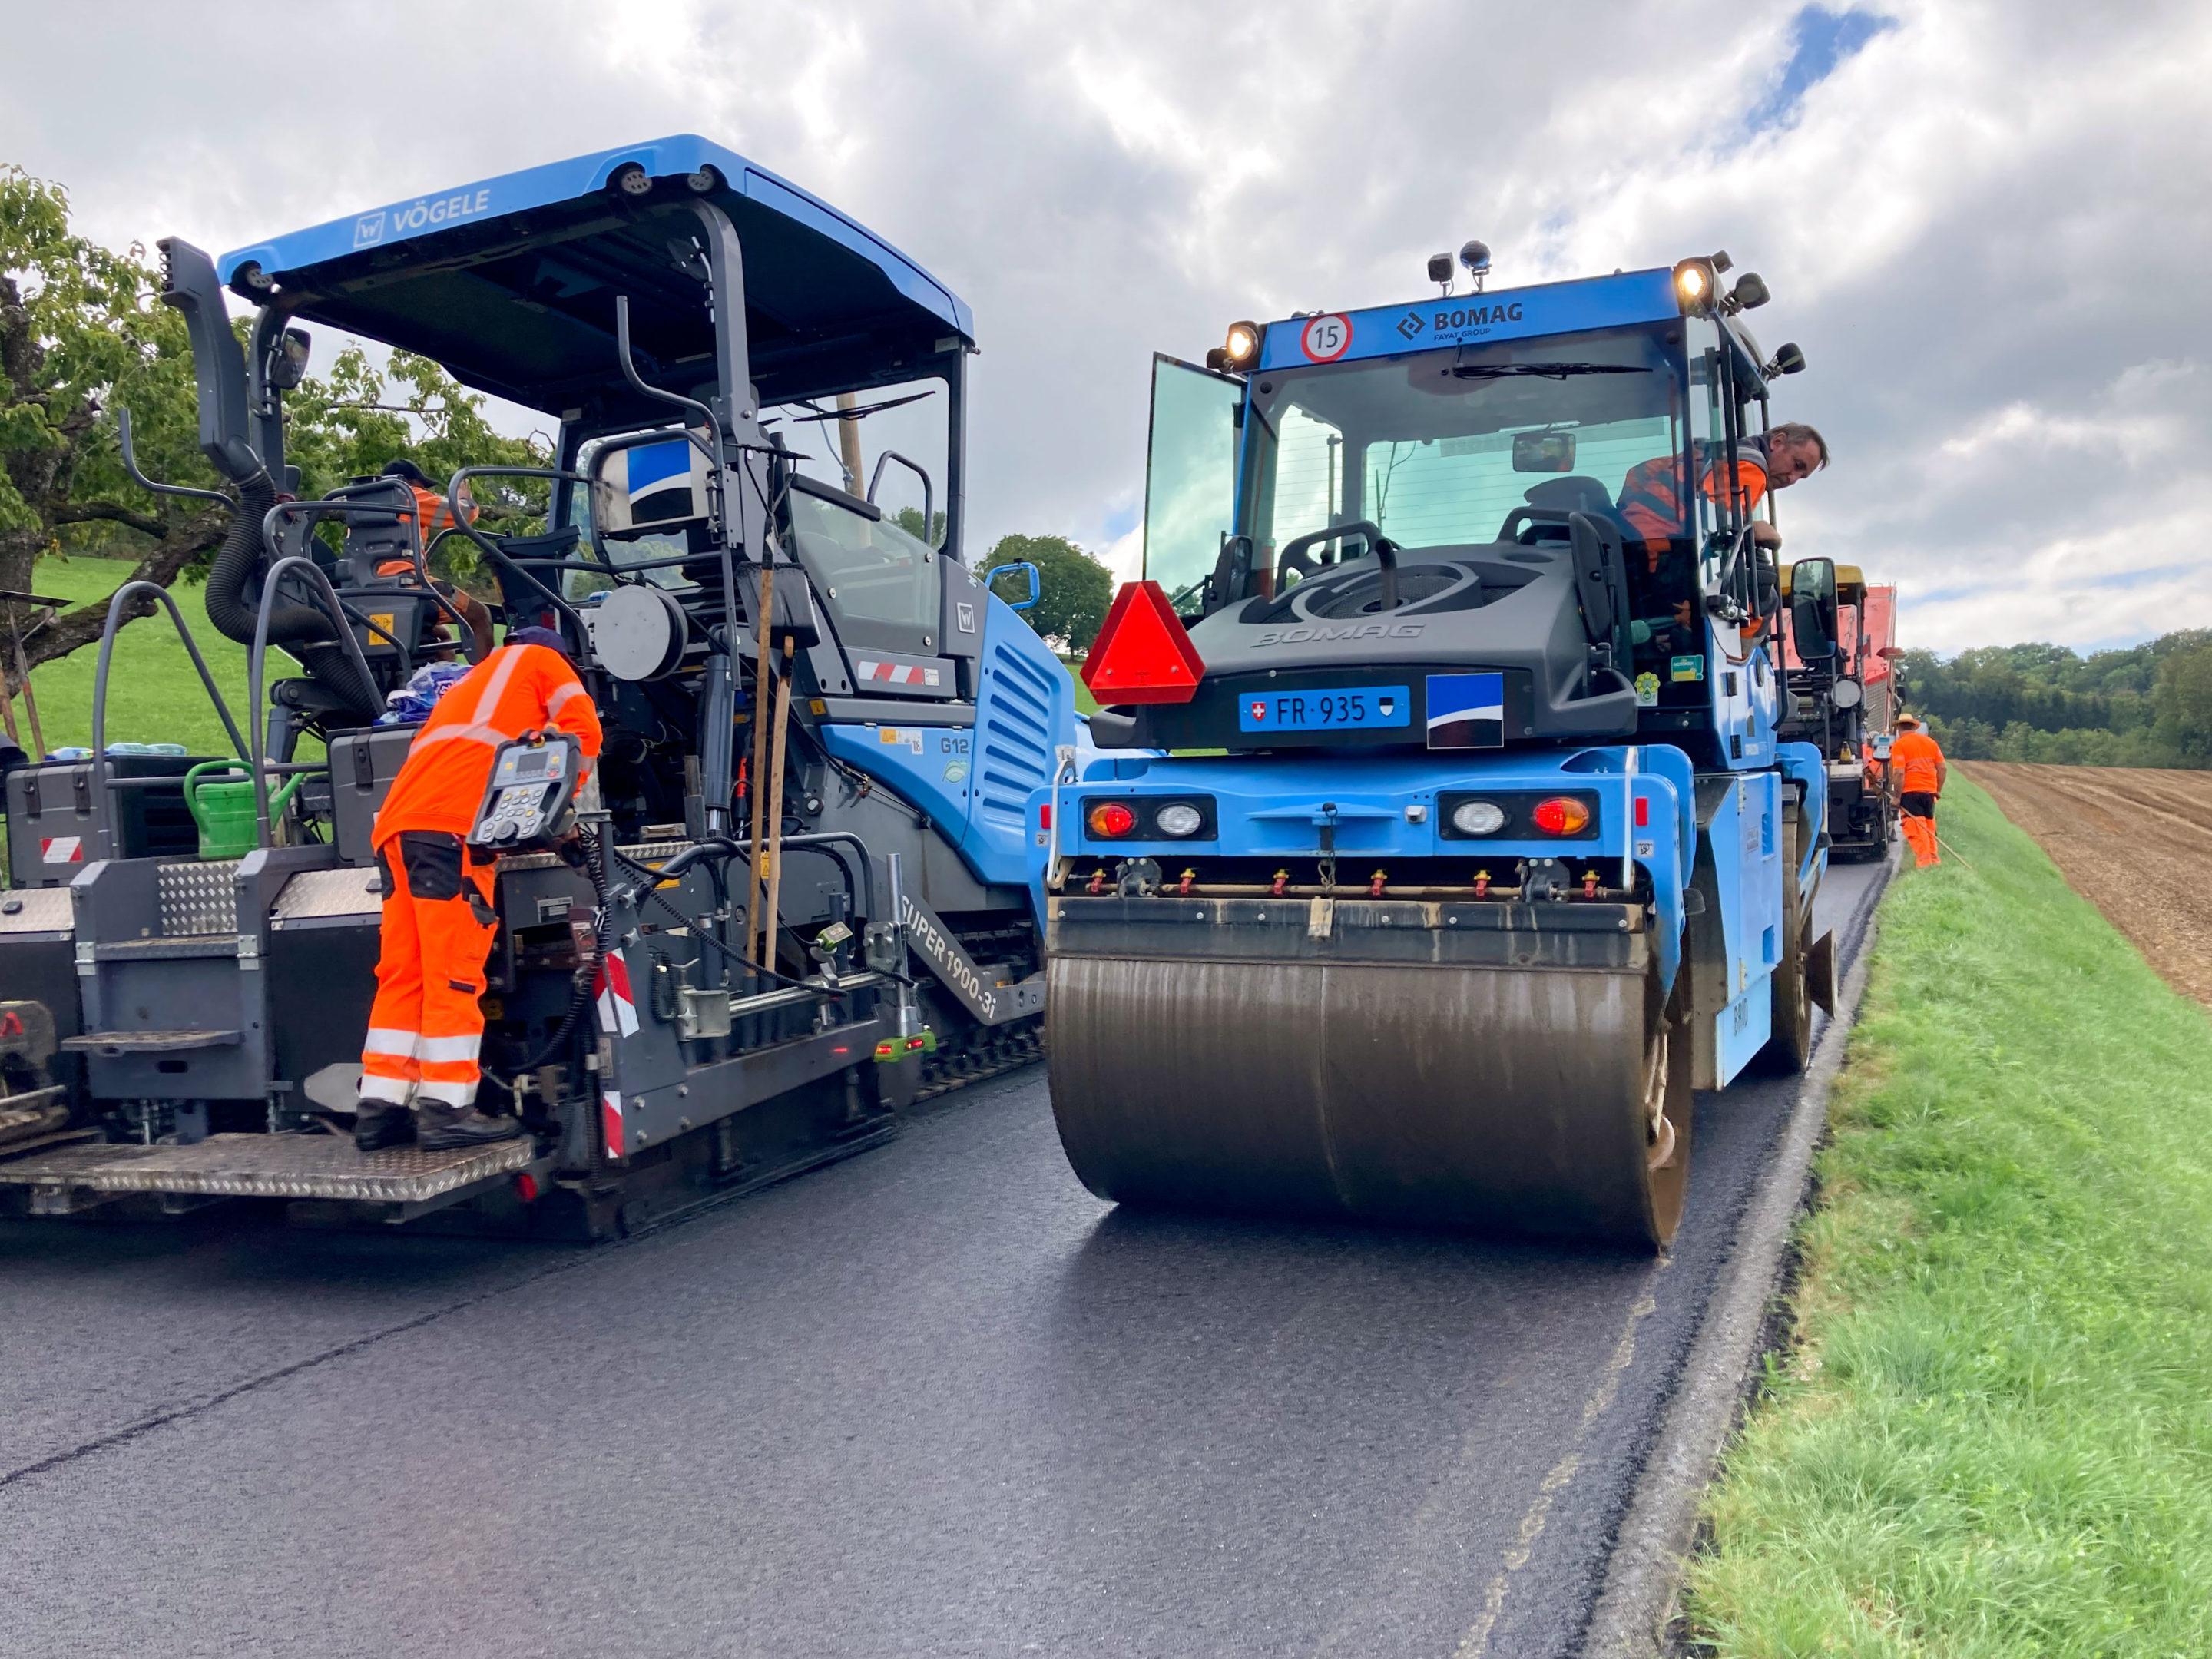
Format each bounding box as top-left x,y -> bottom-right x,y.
5,0 -> 2207,654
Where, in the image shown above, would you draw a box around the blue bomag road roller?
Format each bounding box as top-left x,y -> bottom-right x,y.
0,137 -> 1074,1237
1037,247 -> 1839,1250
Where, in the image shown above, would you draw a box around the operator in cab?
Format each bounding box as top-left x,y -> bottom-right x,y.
353,627 -> 602,1154
1889,713 -> 1948,868
1618,422 -> 1831,654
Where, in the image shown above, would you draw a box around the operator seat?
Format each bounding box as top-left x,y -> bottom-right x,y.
1498,475 -> 1617,545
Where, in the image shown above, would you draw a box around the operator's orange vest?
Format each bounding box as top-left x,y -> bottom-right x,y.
373,643 -> 603,843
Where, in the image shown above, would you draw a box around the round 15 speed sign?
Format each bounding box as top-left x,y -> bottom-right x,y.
1300,314 -> 1352,362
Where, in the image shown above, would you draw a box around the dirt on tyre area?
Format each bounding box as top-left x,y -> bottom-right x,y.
1962,762 -> 2212,1007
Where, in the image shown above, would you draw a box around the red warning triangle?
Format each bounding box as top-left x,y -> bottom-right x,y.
1080,581 -> 1207,705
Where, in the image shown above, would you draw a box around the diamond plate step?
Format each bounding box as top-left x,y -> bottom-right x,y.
0,1131 -> 534,1203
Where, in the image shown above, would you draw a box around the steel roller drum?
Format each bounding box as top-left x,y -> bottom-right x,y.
1047,952 -> 1691,1248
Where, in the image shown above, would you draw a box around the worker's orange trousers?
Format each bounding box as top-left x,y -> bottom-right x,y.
1899,798 -> 1940,868
359,832 -> 500,1110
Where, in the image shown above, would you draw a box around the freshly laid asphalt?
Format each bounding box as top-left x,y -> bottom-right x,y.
0,857 -> 1886,1659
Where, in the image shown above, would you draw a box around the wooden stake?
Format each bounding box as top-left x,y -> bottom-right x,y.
760,635 -> 796,975
9,616 -> 43,757
744,559 -> 777,966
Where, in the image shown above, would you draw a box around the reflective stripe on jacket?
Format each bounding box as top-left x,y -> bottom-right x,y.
1618,436 -> 1771,555
1889,730 -> 1945,796
373,643 -> 603,843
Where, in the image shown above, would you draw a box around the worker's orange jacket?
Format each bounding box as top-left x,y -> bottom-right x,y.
1889,730 -> 1945,796
374,643 -> 603,843
1618,439 -> 1770,565
402,482 -> 473,541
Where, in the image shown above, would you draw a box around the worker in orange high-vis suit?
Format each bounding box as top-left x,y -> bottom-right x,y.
1889,713 -> 1949,868
354,627 -> 603,1153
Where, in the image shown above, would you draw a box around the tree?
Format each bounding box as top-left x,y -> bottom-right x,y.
0,164 -> 550,696
1,165 -> 230,681
979,533 -> 1113,653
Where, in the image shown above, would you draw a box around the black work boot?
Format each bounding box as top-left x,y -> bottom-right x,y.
416,1103 -> 525,1152
353,1103 -> 417,1152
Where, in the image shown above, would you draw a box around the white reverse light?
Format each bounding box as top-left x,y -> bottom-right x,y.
1451,800 -> 1506,836
1154,803 -> 1205,837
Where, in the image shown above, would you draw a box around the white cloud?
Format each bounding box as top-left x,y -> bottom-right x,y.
7,0 -> 2208,655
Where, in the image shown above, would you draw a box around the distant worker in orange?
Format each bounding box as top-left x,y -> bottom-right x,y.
354,627 -> 602,1153
1889,713 -> 1948,868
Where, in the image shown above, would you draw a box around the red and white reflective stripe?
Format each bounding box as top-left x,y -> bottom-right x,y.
416,1032 -> 482,1062
855,659 -> 941,687
594,947 -> 640,1038
363,1026 -> 418,1058
601,1089 -> 625,1158
39,836 -> 82,864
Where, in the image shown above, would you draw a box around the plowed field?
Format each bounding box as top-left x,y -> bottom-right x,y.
1962,762 -> 2212,1006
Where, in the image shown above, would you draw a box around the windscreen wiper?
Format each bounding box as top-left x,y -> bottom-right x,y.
786,389 -> 937,422
1449,363 -> 1652,380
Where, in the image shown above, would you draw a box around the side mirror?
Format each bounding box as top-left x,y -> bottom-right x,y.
269,327 -> 313,392
985,561 -> 1041,613
591,432 -> 714,538
1511,429 -> 1576,472
1789,557 -> 1839,661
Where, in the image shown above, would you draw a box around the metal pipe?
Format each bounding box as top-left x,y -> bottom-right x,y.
88,580 -> 253,858
247,556 -> 380,846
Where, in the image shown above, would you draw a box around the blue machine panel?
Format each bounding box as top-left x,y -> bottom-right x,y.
217,134 -> 972,341
1255,269 -> 1678,373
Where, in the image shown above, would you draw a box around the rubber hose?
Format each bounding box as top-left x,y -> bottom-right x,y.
517,827 -> 616,1075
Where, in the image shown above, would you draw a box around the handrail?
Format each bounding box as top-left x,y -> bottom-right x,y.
247,556 -> 382,846
866,451 -> 935,548
439,465 -> 598,661
88,581 -> 253,860
116,407 -> 231,507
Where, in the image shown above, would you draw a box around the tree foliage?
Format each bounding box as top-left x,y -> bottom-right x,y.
1906,631 -> 2212,768
979,532 -> 1113,652
0,164 -> 547,690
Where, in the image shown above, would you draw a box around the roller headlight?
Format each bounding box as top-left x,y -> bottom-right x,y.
1671,257 -> 1717,316
1221,320 -> 1262,371
1450,800 -> 1507,836
1154,802 -> 1205,837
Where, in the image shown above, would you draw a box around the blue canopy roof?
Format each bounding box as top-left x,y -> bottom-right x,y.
217,135 -> 974,419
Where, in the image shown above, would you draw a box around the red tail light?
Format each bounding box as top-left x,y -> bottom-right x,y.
1088,802 -> 1137,838
1533,796 -> 1591,836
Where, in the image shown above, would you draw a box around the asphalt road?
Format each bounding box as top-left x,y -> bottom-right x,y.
0,856 -> 1886,1659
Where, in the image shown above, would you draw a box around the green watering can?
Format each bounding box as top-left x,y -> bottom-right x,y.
182,761 -> 306,860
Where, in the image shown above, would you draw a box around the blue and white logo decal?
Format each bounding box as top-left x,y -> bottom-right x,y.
353,212 -> 386,250
626,438 -> 697,524
1426,672 -> 1505,750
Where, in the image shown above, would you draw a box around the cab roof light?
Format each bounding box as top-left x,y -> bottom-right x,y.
1212,320 -> 1262,373
1080,581 -> 1206,704
1672,257 -> 1718,317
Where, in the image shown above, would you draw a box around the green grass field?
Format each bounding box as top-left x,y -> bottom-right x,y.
7,557 -> 264,759
1686,779 -> 2212,1654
